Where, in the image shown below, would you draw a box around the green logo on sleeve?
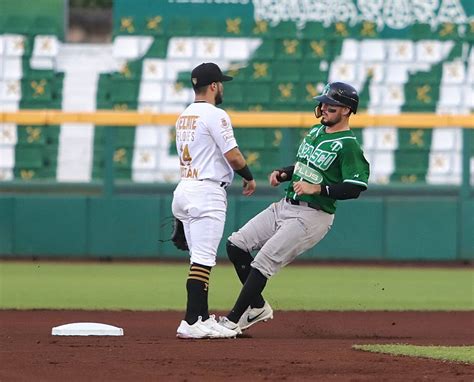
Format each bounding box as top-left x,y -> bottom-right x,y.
294,161 -> 323,184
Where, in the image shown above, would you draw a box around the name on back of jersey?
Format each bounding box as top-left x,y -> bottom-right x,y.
176,115 -> 198,142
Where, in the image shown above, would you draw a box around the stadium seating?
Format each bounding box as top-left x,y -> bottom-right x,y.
0,3 -> 473,185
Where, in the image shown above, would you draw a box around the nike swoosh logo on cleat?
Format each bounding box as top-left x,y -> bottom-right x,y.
246,311 -> 265,323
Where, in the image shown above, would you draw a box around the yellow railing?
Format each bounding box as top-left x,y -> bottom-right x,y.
1,110 -> 473,128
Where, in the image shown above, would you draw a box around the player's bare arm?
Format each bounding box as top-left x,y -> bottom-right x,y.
224,147 -> 256,196
293,181 -> 321,196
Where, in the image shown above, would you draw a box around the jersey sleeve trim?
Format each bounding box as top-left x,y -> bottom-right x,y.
343,179 -> 368,188
222,143 -> 238,154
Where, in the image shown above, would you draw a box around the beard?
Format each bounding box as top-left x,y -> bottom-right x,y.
215,90 -> 223,105
321,114 -> 341,126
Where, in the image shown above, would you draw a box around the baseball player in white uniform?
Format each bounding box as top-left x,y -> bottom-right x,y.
173,62 -> 257,339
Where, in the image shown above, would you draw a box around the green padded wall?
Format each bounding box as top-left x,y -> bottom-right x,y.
13,196 -> 87,256
88,196 -> 161,257
0,195 -> 471,260
0,198 -> 14,254
385,198 -> 458,260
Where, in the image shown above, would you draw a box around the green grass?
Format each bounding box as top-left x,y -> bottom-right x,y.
353,344 -> 474,364
0,262 -> 473,310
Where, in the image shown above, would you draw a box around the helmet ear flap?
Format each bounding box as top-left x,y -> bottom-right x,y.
314,104 -> 322,118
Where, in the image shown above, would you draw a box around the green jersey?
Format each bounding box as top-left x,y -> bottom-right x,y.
286,124 -> 370,214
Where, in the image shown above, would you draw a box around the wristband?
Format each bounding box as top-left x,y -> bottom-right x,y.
236,164 -> 254,181
275,165 -> 295,182
319,185 -> 330,196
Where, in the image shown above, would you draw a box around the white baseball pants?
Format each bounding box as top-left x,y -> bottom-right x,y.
172,180 -> 227,267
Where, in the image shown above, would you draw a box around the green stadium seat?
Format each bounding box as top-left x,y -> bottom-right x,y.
330,22 -> 357,40
96,74 -> 112,103
20,99 -> 62,110
271,21 -> 298,39
397,129 -> 432,150
13,168 -> 40,180
391,149 -> 431,180
46,126 -> 60,145
21,77 -> 53,102
16,125 -> 47,145
251,40 -> 275,60
300,60 -> 329,83
109,79 -> 140,103
301,22 -> 329,40
466,21 -> 474,42
272,61 -> 301,82
222,16 -> 251,37
114,15 -> 139,35
223,84 -> 243,104
234,128 -> 272,150
242,148 -> 283,179
390,170 -> 427,184
244,83 -> 271,106
140,15 -> 165,36
32,16 -> 60,36
37,166 -> 56,179
436,22 -> 460,40
195,17 -> 221,36
4,15 -> 30,35
299,81 -> 322,110
271,81 -> 300,106
275,38 -> 302,60
356,21 -> 380,39
165,16 -> 192,37
143,37 -> 167,58
446,41 -> 463,61
44,146 -> 59,168
0,15 -> 5,34
409,23 -> 433,40
111,60 -> 142,80
291,128 -> 311,149
302,39 -> 334,61
115,127 -> 136,147
250,19 -> 272,38
242,61 -> 272,82
113,146 -> 133,169
14,146 -> 44,168
403,84 -> 438,111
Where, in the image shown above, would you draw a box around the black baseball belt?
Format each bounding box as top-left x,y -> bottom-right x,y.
285,197 -> 322,211
198,179 -> 229,189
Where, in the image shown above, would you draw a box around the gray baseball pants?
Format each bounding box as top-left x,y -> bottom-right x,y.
228,197 -> 334,278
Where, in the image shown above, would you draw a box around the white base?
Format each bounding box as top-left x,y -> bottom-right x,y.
51,322 -> 124,336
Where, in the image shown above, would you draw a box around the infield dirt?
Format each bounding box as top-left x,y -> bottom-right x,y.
0,310 -> 472,381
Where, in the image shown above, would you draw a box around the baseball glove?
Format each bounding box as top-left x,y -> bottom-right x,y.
171,218 -> 188,251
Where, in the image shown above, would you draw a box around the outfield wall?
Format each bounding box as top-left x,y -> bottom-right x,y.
0,193 -> 472,261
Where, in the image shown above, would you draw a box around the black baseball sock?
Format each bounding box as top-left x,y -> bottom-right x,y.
184,263 -> 211,325
227,267 -> 268,323
226,240 -> 265,308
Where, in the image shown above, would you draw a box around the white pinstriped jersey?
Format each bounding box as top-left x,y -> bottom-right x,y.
175,102 -> 237,184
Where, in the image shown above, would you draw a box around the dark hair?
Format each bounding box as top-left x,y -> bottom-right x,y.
193,84 -> 210,95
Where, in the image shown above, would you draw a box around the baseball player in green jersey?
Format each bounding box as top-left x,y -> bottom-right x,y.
218,82 -> 370,334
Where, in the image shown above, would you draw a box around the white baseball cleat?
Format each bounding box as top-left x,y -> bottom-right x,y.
238,301 -> 274,331
176,316 -> 214,339
218,316 -> 242,335
203,315 -> 239,338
